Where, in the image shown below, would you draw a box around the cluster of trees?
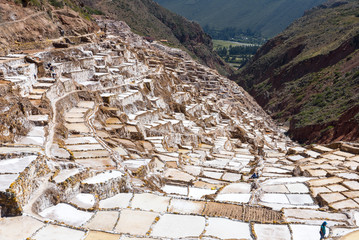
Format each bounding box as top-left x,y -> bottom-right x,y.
216,45 -> 259,57
203,26 -> 266,44
215,44 -> 259,69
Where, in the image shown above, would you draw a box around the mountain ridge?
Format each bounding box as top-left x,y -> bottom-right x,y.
233,0 -> 359,144
153,0 -> 326,38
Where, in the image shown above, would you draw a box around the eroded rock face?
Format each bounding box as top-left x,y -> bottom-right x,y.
1,18 -> 359,240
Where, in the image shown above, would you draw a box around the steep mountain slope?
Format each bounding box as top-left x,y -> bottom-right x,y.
0,0 -> 97,54
80,0 -> 232,75
234,0 -> 359,144
0,0 -> 231,75
154,0 -> 326,38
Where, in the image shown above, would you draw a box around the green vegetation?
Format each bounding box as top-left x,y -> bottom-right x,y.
154,0 -> 326,39
49,0 -> 63,8
213,40 -> 260,69
235,0 -> 359,143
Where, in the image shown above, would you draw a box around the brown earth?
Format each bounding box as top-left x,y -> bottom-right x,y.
232,0 -> 359,144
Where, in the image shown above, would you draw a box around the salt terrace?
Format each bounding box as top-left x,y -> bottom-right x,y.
1,19 -> 359,240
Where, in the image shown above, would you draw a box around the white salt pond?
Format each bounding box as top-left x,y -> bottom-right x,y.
84,211 -> 119,231
254,224 -> 291,240
83,171 -> 123,184
70,193 -> 95,209
168,198 -> 205,214
151,214 -> 205,238
188,187 -> 216,200
290,224 -> 322,240
53,169 -> 80,183
0,216 -> 44,240
39,203 -> 93,226
0,155 -> 37,174
215,193 -> 251,203
32,224 -> 86,240
0,174 -> 19,191
205,217 -> 251,239
220,182 -> 251,194
114,209 -> 158,235
162,184 -> 188,196
131,193 -> 170,212
99,193 -> 133,209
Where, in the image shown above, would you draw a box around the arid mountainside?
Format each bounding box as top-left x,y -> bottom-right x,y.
81,0 -> 232,75
0,0 -> 230,75
233,0 -> 359,144
0,0 -> 98,53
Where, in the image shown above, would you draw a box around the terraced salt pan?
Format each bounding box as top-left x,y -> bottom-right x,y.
220,182 -> 251,194
32,224 -> 86,240
162,185 -> 188,196
286,183 -> 309,193
222,172 -> 242,182
53,169 -> 80,183
290,224 -> 324,240
0,216 -> 45,240
0,146 -> 42,155
254,224 -> 291,240
83,171 -> 123,184
151,214 -> 205,238
188,187 -> 216,200
114,209 -> 158,235
27,126 -> 45,137
216,193 -> 251,203
261,194 -> 289,204
84,231 -> 120,240
0,155 -> 37,173
205,217 -> 251,239
84,211 -> 119,231
65,123 -> 91,133
286,194 -> 314,205
123,159 -> 150,170
263,177 -> 313,185
17,136 -> 44,145
283,208 -> 348,222
331,227 -> 359,237
131,193 -> 170,212
77,101 -> 95,109
99,193 -> 133,208
73,150 -> 110,159
65,137 -> 99,145
168,199 -> 205,214
69,107 -> 89,113
66,144 -> 104,151
39,203 -> 93,226
182,165 -> 202,176
65,112 -> 85,118
70,193 -> 95,209
0,174 -> 19,191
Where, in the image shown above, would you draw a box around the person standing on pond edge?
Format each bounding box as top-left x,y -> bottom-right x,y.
320,221 -> 327,239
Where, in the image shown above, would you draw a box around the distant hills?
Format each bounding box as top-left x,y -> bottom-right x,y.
154,0 -> 326,39
81,0 -> 232,75
233,0 -> 359,144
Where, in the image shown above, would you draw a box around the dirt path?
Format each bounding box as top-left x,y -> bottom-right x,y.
0,11 -> 46,27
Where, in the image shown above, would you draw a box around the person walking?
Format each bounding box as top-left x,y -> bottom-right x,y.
320,221 -> 327,239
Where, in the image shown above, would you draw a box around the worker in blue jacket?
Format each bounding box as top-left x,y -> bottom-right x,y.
320,221 -> 327,239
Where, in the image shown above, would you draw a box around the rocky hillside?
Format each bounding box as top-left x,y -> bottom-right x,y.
0,0 -> 98,53
233,0 -> 359,144
0,0 -> 231,75
81,0 -> 232,75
